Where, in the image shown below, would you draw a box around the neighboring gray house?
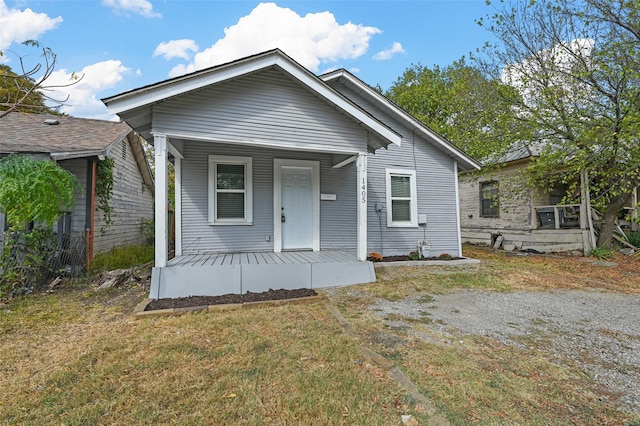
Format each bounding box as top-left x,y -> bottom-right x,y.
103,49 -> 479,299
0,112 -> 155,267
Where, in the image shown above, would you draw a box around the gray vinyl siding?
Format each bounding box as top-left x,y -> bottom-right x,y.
180,141 -> 357,254
59,158 -> 88,234
329,82 -> 461,257
94,138 -> 154,253
153,68 -> 368,154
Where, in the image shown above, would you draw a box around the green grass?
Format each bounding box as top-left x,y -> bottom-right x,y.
89,244 -> 154,273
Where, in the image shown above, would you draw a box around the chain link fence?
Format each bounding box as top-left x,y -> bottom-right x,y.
0,228 -> 86,298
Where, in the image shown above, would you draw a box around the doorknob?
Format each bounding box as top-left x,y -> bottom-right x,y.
281,207 -> 285,223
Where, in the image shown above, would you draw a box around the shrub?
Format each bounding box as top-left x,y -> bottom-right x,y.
409,251 -> 420,260
589,246 -> 614,260
625,231 -> 640,248
438,253 -> 453,260
0,227 -> 58,299
89,244 -> 154,274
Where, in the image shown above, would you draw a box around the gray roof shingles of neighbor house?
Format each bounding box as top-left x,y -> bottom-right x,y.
0,112 -> 132,158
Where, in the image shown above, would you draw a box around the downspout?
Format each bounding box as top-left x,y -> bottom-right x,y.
85,159 -> 97,267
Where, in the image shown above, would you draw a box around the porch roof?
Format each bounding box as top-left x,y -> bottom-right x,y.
102,49 -> 402,153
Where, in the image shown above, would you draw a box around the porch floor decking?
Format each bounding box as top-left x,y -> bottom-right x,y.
152,250 -> 374,299
168,250 -> 356,267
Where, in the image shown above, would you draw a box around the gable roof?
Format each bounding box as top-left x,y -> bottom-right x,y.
320,69 -> 481,172
102,49 -> 401,151
0,111 -> 154,193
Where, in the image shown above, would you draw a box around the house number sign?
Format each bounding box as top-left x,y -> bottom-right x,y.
361,177 -> 367,203
359,156 -> 367,204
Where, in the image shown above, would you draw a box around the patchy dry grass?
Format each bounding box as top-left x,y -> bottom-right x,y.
0,283 -> 412,425
327,244 -> 640,425
2,245 -> 639,425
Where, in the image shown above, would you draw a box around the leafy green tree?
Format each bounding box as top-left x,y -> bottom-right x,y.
0,155 -> 79,296
0,155 -> 77,228
385,58 -> 520,160
477,0 -> 640,248
0,40 -> 80,118
0,64 -> 49,115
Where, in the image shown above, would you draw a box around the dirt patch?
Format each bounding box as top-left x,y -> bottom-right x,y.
146,288 -> 318,311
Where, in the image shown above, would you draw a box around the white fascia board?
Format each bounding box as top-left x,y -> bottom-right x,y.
105,55 -> 278,115
275,57 -> 401,147
322,71 -> 481,171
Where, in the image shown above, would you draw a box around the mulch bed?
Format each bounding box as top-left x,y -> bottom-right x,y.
145,288 -> 318,311
380,255 -> 463,262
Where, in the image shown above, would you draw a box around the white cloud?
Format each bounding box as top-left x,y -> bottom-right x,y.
43,60 -> 131,119
0,0 -> 62,52
502,38 -> 594,106
166,2 -> 380,77
101,0 -> 160,18
153,39 -> 199,60
373,42 -> 405,61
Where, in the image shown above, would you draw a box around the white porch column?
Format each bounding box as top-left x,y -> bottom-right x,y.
154,134 -> 168,267
174,156 -> 182,256
356,153 -> 368,261
453,161 -> 463,257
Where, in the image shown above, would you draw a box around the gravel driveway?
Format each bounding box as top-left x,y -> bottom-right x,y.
370,289 -> 640,414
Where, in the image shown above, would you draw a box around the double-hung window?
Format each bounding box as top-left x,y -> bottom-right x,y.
480,180 -> 499,218
385,168 -> 418,227
208,155 -> 253,225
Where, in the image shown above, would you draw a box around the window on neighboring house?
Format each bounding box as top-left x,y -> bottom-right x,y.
208,155 -> 253,225
480,181 -> 499,217
385,168 -> 418,227
550,183 -> 567,205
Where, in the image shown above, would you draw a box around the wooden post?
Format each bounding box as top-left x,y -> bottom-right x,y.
154,134 -> 168,268
86,159 -> 97,267
356,153 -> 368,261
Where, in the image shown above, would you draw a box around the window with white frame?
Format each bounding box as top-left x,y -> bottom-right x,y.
208,155 -> 253,225
385,168 -> 418,227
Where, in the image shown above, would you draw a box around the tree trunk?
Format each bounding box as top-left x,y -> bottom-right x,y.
597,192 -> 631,248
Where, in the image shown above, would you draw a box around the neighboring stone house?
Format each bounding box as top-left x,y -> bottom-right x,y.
0,112 -> 154,268
459,144 -> 638,254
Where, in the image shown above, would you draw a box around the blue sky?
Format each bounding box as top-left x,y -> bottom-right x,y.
1,0 -> 497,119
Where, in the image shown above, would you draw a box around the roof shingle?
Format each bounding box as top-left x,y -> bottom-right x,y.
0,112 -> 131,155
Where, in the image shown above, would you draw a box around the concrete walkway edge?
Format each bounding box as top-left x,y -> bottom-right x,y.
324,302 -> 451,426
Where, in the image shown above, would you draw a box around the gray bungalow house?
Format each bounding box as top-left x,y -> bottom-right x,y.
0,112 -> 155,269
103,49 -> 479,299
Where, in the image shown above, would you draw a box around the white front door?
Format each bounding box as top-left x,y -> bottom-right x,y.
281,166 -> 313,249
274,159 -> 320,252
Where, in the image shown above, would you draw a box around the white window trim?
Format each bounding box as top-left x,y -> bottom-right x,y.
208,155 -> 253,225
385,168 -> 418,227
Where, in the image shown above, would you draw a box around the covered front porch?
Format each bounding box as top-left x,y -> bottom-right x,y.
150,249 -> 374,299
